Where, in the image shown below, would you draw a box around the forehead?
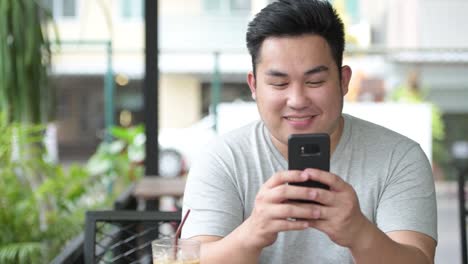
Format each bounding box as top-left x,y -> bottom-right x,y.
257,34 -> 335,71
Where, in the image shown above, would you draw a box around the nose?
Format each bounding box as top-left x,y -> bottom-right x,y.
287,84 -> 310,110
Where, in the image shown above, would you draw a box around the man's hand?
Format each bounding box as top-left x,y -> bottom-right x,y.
238,170 -> 320,252
300,168 -> 435,264
199,168 -> 434,264
301,168 -> 371,249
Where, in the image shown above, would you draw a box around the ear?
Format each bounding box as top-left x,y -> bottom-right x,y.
340,65 -> 352,96
247,71 -> 257,100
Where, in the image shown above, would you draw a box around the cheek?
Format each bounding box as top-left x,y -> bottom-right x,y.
323,95 -> 344,118
257,90 -> 285,110
321,85 -> 342,105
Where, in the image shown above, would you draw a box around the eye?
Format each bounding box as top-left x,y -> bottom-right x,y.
270,83 -> 288,88
306,81 -> 325,87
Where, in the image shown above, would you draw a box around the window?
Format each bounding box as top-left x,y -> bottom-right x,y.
120,0 -> 143,19
203,0 -> 251,14
230,0 -> 250,12
204,0 -> 222,12
62,0 -> 76,18
42,0 -> 77,19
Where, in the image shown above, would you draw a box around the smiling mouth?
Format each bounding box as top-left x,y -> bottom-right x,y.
285,116 -> 313,121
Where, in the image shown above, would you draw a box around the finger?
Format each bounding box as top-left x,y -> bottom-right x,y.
303,168 -> 347,192
308,188 -> 336,206
309,205 -> 328,220
266,219 -> 309,233
266,184 -> 317,203
264,170 -> 307,189
267,203 -> 321,220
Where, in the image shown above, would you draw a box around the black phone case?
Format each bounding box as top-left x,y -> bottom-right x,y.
288,133 -> 330,191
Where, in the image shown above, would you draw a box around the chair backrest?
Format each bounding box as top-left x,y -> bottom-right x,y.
84,210 -> 181,264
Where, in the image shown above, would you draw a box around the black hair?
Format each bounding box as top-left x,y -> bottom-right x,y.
246,0 -> 345,77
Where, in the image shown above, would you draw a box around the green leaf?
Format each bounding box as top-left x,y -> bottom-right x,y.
0,0 -> 54,123
110,125 -> 144,142
0,242 -> 42,264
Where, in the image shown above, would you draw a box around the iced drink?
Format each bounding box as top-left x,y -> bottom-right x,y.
152,238 -> 200,264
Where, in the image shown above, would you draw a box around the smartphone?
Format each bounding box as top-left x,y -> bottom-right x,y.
288,133 -> 330,192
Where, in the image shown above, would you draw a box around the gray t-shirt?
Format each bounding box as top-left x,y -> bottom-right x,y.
182,114 -> 437,263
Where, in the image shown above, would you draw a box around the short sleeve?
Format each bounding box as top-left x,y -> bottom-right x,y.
181,137 -> 244,239
376,144 -> 437,241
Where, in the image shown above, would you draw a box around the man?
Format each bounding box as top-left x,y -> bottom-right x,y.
182,0 -> 437,263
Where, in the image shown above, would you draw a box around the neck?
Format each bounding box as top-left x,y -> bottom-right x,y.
330,116 -> 344,155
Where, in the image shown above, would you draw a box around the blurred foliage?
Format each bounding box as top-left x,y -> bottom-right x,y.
0,116 -> 104,263
87,125 -> 146,194
0,115 -> 146,263
0,0 -> 57,124
0,0 -> 146,262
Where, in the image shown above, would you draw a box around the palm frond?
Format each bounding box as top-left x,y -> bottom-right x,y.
0,0 -> 54,124
0,242 -> 42,264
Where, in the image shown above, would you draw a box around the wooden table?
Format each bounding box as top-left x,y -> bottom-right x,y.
133,176 -> 187,210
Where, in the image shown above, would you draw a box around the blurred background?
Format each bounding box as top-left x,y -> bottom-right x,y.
1,0 -> 467,263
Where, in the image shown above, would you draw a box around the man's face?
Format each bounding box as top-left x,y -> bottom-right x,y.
247,34 -> 351,152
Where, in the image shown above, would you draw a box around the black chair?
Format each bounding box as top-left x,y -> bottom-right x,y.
84,210 -> 181,264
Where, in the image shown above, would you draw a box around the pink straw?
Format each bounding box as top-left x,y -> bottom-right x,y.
173,209 -> 191,259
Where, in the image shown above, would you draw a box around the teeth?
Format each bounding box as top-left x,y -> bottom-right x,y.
286,116 -> 311,121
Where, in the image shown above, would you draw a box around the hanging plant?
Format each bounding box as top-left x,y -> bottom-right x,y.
0,1 -> 62,263
0,0 -> 56,124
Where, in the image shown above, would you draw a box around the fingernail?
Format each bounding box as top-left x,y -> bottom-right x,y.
309,171 -> 317,179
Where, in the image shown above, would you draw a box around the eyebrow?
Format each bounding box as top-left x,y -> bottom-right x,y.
304,65 -> 329,76
265,69 -> 288,77
265,65 -> 329,77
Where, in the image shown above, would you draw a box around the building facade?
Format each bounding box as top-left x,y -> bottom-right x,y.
48,0 -> 468,161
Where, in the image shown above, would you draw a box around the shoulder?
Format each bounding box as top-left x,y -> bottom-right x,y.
215,120 -> 264,149
193,120 -> 263,162
344,114 -> 419,150
343,114 -> 430,169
